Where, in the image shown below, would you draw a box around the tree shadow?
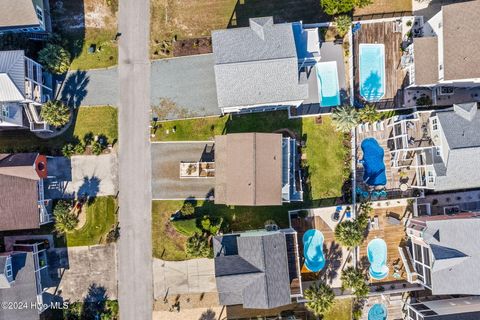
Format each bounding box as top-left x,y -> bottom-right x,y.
81,284 -> 108,318
77,176 -> 101,200
319,241 -> 343,285
58,70 -> 90,108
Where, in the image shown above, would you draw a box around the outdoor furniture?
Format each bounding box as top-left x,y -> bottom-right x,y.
399,183 -> 408,192
345,207 -> 352,219
332,206 -> 342,221
373,216 -> 380,230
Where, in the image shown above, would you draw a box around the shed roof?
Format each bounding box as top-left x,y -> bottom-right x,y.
442,0 -> 480,81
0,50 -> 26,101
413,37 -> 438,85
214,133 -> 283,206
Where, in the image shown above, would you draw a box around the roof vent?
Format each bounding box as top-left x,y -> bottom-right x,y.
249,17 -> 273,40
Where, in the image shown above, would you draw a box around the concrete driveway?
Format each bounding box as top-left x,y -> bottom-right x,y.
151,142 -> 215,199
44,154 -> 118,199
58,55 -> 220,117
153,258 -> 216,299
46,245 -> 117,302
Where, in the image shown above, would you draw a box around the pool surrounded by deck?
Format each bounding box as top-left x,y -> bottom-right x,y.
367,238 -> 389,280
302,229 -> 325,272
316,61 -> 340,107
361,138 -> 387,186
359,44 -> 385,102
368,303 -> 388,320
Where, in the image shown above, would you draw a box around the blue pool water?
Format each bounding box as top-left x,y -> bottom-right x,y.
368,304 -> 388,320
361,138 -> 387,186
359,44 -> 385,101
316,62 -> 341,107
303,229 -> 325,272
367,238 -> 389,280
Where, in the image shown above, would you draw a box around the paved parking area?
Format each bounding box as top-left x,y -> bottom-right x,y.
151,142 -> 215,199
45,154 -> 118,199
153,258 -> 216,299
46,245 -> 117,302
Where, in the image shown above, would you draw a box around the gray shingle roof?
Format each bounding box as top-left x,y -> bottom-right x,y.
413,37 -> 438,85
0,252 -> 40,320
0,50 -> 26,101
0,0 -> 39,30
433,103 -> 480,191
213,231 -> 292,309
422,217 -> 480,295
212,17 -> 308,109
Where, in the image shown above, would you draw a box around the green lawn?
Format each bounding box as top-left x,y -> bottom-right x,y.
153,200 -> 294,260
152,111 -> 347,201
0,106 -> 118,154
64,196 -> 117,247
68,29 -> 119,70
323,298 -> 353,320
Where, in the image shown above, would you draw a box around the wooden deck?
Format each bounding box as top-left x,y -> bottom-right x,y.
291,214 -> 347,286
354,21 -> 408,109
359,206 -> 409,284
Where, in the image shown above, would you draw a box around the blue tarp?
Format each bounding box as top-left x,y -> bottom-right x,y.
361,138 -> 387,186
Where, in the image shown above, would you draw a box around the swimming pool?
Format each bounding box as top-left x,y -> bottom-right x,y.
361,138 -> 386,186
303,229 -> 325,272
367,238 -> 389,280
359,44 -> 385,102
368,304 -> 388,320
316,61 -> 340,107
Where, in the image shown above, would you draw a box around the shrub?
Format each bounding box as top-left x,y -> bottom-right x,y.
84,132 -> 94,145
62,143 -> 75,158
185,233 -> 212,258
179,202 -> 195,217
40,100 -> 70,127
320,0 -> 372,15
335,15 -> 352,37
38,43 -> 71,74
106,224 -> 120,243
91,141 -> 106,155
358,104 -> 381,123
201,216 -> 223,235
53,201 -> 78,234
73,143 -> 86,154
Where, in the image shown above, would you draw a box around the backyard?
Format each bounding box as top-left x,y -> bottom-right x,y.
324,298 -> 352,320
152,111 -> 348,201
50,0 -> 118,69
0,106 -> 118,154
354,0 -> 412,16
152,200 -> 293,261
150,0 -> 329,58
63,196 -> 118,247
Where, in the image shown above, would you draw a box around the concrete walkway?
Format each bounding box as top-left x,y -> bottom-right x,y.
59,55 -> 220,117
44,154 -> 118,199
153,258 -> 217,299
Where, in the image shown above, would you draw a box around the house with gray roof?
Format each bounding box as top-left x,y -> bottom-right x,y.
406,212 -> 480,295
387,102 -> 480,192
0,50 -> 52,132
406,296 -> 480,320
212,17 -> 345,113
213,229 -> 302,309
0,153 -> 51,231
410,1 -> 480,94
0,0 -> 50,34
0,242 -> 51,319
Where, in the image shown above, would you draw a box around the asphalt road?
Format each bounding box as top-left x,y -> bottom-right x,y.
117,0 -> 153,319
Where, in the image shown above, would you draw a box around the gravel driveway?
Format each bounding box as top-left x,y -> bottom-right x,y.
151,142 -> 215,199
44,154 -> 118,199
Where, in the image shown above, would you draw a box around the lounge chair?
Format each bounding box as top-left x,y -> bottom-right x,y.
358,124 -> 364,134
365,123 -> 370,132
373,216 -> 380,230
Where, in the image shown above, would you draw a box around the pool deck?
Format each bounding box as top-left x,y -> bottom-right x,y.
290,207 -> 353,289
354,21 -> 409,109
359,204 -> 411,285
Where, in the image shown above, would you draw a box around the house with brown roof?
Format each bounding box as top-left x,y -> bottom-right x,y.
0,153 -> 51,231
214,133 -> 303,206
411,1 -> 480,89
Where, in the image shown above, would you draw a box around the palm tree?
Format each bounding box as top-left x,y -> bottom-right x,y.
185,233 -> 212,258
358,104 -> 381,123
53,201 -> 78,234
335,220 -> 364,248
40,100 -> 71,127
38,43 -> 71,74
335,15 -> 352,37
341,267 -> 370,298
304,282 -> 335,317
332,106 -> 359,132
